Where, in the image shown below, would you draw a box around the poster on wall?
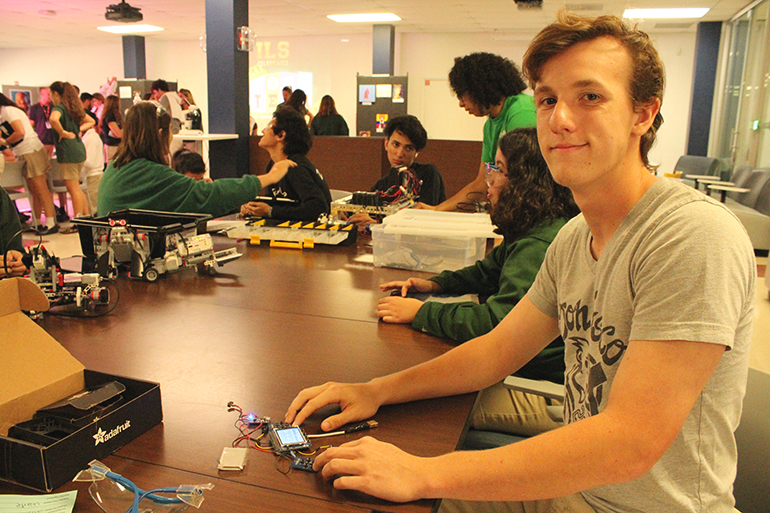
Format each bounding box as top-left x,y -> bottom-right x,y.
376,84 -> 392,98
359,85 -> 375,104
392,84 -> 405,103
9,89 -> 31,111
376,114 -> 388,133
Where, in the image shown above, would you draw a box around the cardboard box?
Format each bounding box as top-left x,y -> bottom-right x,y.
372,210 -> 501,274
0,278 -> 162,491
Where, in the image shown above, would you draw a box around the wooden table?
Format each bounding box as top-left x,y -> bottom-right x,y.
1,237 -> 476,513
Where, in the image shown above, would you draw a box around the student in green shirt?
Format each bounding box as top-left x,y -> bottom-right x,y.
421,52 -> 536,212
379,128 -> 579,435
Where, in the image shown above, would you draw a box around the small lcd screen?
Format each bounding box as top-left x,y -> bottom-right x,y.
276,427 -> 305,445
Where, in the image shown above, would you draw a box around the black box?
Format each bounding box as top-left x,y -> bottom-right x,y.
0,370 -> 162,492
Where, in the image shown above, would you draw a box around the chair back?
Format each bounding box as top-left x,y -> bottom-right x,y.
733,367 -> 770,513
734,169 -> 770,208
752,179 -> 770,216
730,166 -> 753,188
674,155 -> 720,177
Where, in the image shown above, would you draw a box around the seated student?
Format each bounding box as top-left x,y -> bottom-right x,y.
1,186 -> 28,279
240,108 -> 331,222
172,148 -> 211,182
378,128 -> 578,435
346,115 -> 446,230
98,102 -> 290,217
285,13 -> 755,512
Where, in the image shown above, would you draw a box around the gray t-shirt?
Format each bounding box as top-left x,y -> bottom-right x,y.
528,178 -> 755,513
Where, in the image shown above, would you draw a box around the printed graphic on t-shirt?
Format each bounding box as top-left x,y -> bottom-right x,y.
559,298 -> 627,423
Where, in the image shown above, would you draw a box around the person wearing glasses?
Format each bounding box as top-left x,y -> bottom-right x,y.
97,102 -> 290,217
377,128 -> 578,436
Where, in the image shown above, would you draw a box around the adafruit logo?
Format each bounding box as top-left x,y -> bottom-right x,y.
93,420 -> 131,446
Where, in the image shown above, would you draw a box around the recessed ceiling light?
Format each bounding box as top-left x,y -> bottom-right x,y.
97,24 -> 164,34
328,13 -> 401,23
623,8 -> 710,19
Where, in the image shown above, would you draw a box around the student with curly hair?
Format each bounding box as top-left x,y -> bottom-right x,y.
423,52 -> 536,212
378,128 -> 578,436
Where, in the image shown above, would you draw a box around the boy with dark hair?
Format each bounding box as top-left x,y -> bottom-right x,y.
346,115 -> 445,230
241,108 -> 331,221
172,148 -> 210,182
423,52 -> 535,212
151,79 -> 183,152
285,12 -> 755,513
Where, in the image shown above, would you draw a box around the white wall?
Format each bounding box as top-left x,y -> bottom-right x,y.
0,29 -> 696,173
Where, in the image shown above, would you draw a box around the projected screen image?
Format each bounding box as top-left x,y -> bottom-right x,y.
249,69 -> 313,119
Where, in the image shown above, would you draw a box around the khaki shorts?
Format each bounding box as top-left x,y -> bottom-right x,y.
58,161 -> 84,181
439,493 -> 596,513
21,148 -> 52,178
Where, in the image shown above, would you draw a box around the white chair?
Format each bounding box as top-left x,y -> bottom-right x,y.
0,160 -> 34,216
48,158 -> 92,216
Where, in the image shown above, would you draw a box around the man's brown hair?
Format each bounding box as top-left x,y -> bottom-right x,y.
522,12 -> 665,171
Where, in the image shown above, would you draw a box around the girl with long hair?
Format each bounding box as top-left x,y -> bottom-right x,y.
98,101 -> 290,217
283,89 -> 313,126
101,94 -> 123,161
49,81 -> 93,224
310,95 -> 349,136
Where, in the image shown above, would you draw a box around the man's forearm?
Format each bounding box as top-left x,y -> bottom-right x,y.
374,297 -> 557,407
434,162 -> 487,212
422,411 -> 650,502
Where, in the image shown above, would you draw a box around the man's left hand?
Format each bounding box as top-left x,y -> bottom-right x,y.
313,436 -> 428,503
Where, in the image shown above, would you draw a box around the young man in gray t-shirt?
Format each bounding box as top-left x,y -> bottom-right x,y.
282,12 -> 756,513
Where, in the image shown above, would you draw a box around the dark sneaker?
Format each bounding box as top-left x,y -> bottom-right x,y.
35,225 -> 59,236
55,205 -> 70,223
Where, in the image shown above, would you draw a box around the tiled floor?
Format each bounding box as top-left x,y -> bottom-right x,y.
24,230 -> 770,374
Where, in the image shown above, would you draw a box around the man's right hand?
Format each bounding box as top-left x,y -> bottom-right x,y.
412,202 -> 436,210
285,381 -> 382,432
380,278 -> 441,297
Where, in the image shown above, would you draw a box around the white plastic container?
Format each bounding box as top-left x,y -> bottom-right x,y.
371,210 -> 500,274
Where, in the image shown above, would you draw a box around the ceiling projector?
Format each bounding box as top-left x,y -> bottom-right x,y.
514,0 -> 543,9
105,1 -> 143,23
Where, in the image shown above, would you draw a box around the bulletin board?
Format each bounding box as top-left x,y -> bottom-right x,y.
355,75 -> 407,137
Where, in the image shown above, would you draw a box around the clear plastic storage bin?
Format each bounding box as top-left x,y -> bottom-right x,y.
371,210 -> 500,274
